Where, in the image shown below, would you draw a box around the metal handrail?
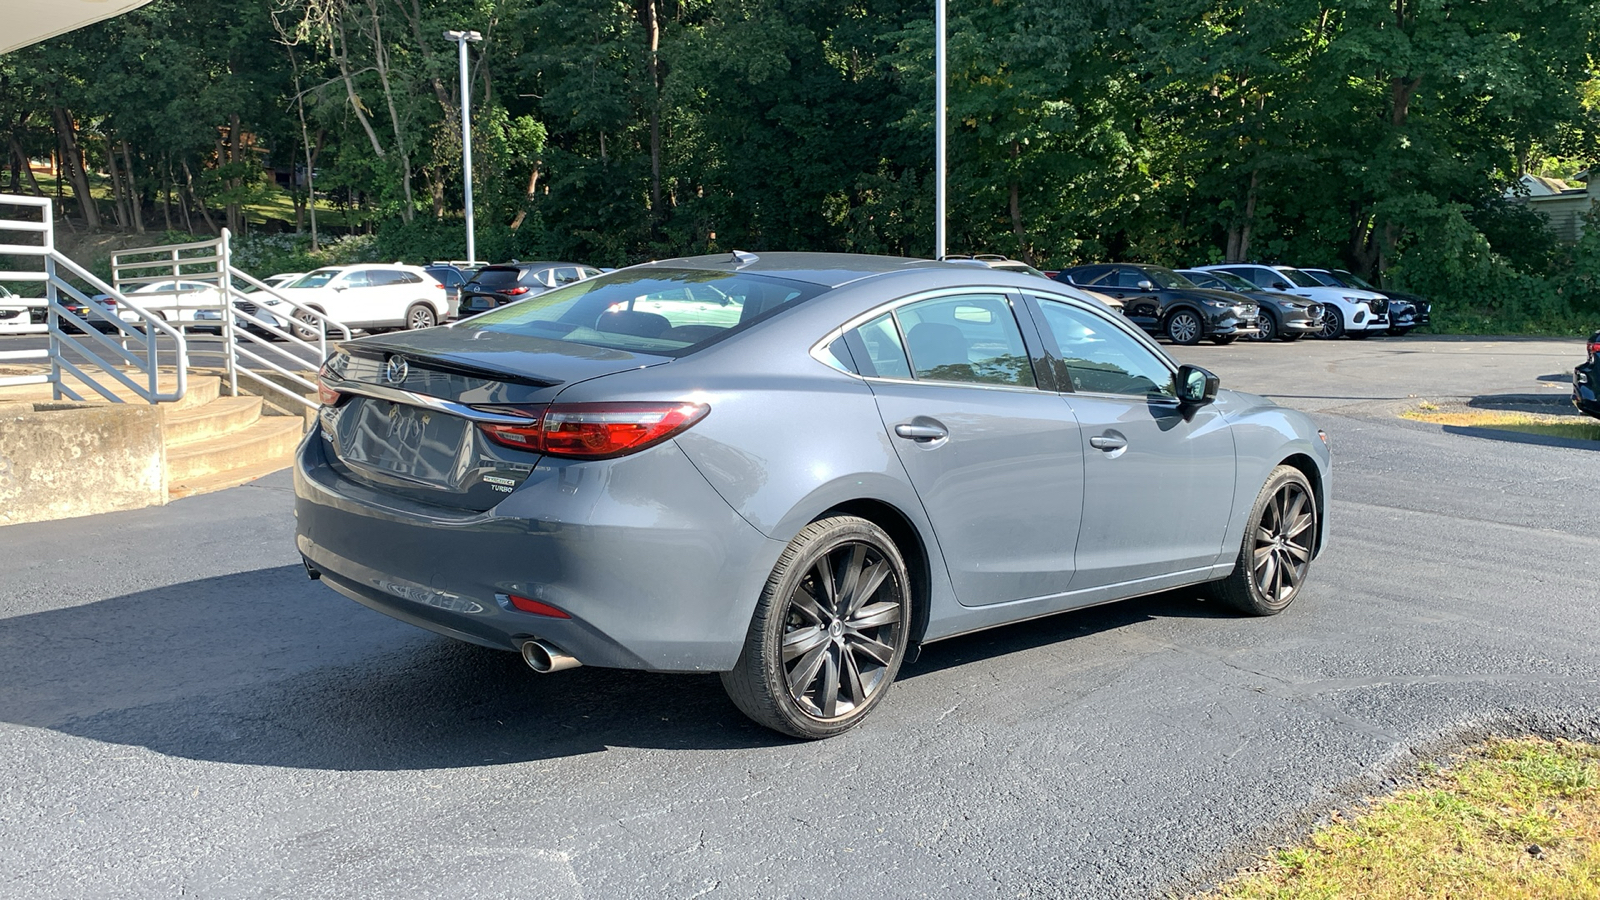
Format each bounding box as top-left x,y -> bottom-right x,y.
0,193 -> 186,403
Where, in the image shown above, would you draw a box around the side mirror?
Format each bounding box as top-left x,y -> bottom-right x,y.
332,285 -> 347,292
1176,364 -> 1219,405
1137,280 -> 1156,291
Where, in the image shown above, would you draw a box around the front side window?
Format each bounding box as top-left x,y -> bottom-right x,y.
1032,297 -> 1174,398
341,271 -> 372,289
893,294 -> 1036,387
288,269 -> 341,289
1278,268 -> 1321,288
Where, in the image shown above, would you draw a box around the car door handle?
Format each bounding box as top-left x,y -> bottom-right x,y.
1089,433 -> 1127,451
894,422 -> 948,442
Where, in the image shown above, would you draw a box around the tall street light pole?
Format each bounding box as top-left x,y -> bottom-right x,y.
444,29 -> 483,264
934,0 -> 947,260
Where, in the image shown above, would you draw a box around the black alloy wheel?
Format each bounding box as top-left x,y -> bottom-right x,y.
1205,465 -> 1317,616
406,303 -> 437,330
722,516 -> 911,739
1318,307 -> 1346,339
1165,309 -> 1203,345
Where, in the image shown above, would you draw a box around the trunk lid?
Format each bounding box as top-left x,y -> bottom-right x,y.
318,330 -> 673,510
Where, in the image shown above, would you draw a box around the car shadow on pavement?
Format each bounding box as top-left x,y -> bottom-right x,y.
0,567 -> 1229,769
900,589 -> 1232,680
0,565 -> 786,769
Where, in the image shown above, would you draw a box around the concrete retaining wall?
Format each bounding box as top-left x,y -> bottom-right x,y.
0,401 -> 166,526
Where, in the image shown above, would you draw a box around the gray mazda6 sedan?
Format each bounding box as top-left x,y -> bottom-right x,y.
295,252 -> 1331,738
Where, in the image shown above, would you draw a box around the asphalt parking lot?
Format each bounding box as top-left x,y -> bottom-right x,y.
1,334 -> 1596,899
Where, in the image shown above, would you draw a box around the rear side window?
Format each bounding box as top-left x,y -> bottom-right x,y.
342,271 -> 371,289
843,294 -> 1035,387
458,268 -> 824,355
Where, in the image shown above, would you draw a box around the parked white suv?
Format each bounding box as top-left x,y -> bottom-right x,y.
0,284 -> 45,334
114,280 -> 225,327
267,264 -> 448,334
1194,263 -> 1389,338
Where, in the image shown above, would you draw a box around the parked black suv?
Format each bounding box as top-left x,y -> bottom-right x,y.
1575,331 -> 1600,419
458,262 -> 603,317
1055,264 -> 1260,345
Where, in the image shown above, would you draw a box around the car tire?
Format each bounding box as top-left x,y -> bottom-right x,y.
406,303 -> 437,330
1252,313 -> 1278,342
1318,308 -> 1346,339
292,309 -> 322,341
1165,309 -> 1203,345
1204,464 -> 1317,616
721,516 -> 912,739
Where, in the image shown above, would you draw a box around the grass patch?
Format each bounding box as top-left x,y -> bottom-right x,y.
1402,407 -> 1600,441
1200,737 -> 1600,899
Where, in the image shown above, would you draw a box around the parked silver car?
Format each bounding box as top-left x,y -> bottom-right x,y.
296,252 -> 1331,738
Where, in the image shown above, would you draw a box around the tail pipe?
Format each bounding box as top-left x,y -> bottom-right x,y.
520,639 -> 581,674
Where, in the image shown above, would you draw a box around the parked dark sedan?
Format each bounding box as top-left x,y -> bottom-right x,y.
458,262 -> 603,317
297,252 -> 1330,739
1575,331 -> 1600,419
1055,264 -> 1259,345
1178,269 -> 1323,342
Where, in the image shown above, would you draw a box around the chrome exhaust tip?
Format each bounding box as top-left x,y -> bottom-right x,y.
520,640 -> 581,674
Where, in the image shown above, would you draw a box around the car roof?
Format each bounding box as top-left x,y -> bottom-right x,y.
638,251 -> 952,289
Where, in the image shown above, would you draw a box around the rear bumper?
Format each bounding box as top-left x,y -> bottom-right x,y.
293,429 -> 783,672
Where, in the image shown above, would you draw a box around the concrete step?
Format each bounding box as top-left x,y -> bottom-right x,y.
163,396 -> 264,448
167,454 -> 296,500
165,416 -> 302,487
0,371 -> 219,410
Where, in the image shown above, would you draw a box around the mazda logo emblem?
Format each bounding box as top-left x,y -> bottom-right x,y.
384,356 -> 409,385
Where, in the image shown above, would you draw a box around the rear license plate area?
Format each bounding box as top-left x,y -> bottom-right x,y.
335,398 -> 469,485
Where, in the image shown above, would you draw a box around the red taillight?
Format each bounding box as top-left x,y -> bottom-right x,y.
502,286 -> 530,296
316,362 -> 341,406
506,594 -> 570,618
1589,339 -> 1600,355
477,401 -> 710,459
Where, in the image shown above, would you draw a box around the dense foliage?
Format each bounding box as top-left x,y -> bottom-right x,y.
4,0 -> 1599,331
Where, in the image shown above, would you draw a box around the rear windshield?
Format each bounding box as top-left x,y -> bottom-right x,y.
469,267 -> 524,288
456,267 -> 825,355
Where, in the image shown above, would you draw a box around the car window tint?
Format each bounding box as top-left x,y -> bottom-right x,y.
1109,268 -> 1147,288
553,267 -> 583,285
892,294 -> 1035,387
341,271 -> 370,289
472,268 -> 521,288
1069,266 -> 1111,286
843,312 -> 912,379
1033,298 -> 1174,398
1225,267 -> 1274,289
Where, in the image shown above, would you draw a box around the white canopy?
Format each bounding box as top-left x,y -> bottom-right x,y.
0,0 -> 157,54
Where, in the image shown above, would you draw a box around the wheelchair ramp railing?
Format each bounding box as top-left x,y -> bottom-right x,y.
0,193 -> 186,403
110,229 -> 352,412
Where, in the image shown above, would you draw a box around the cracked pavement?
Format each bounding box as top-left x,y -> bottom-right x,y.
1,334 -> 1596,898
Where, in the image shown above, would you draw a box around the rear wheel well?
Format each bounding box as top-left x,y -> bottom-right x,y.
818,499 -> 932,649
1279,452 -> 1325,556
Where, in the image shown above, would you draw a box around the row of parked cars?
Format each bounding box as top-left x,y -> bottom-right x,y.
1048,261 -> 1431,346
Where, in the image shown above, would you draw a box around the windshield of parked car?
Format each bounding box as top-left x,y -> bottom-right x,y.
1201,270 -> 1258,292
1335,269 -> 1377,290
286,269 -> 341,289
1144,267 -> 1199,290
458,268 -> 826,356
1276,268 -> 1321,288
